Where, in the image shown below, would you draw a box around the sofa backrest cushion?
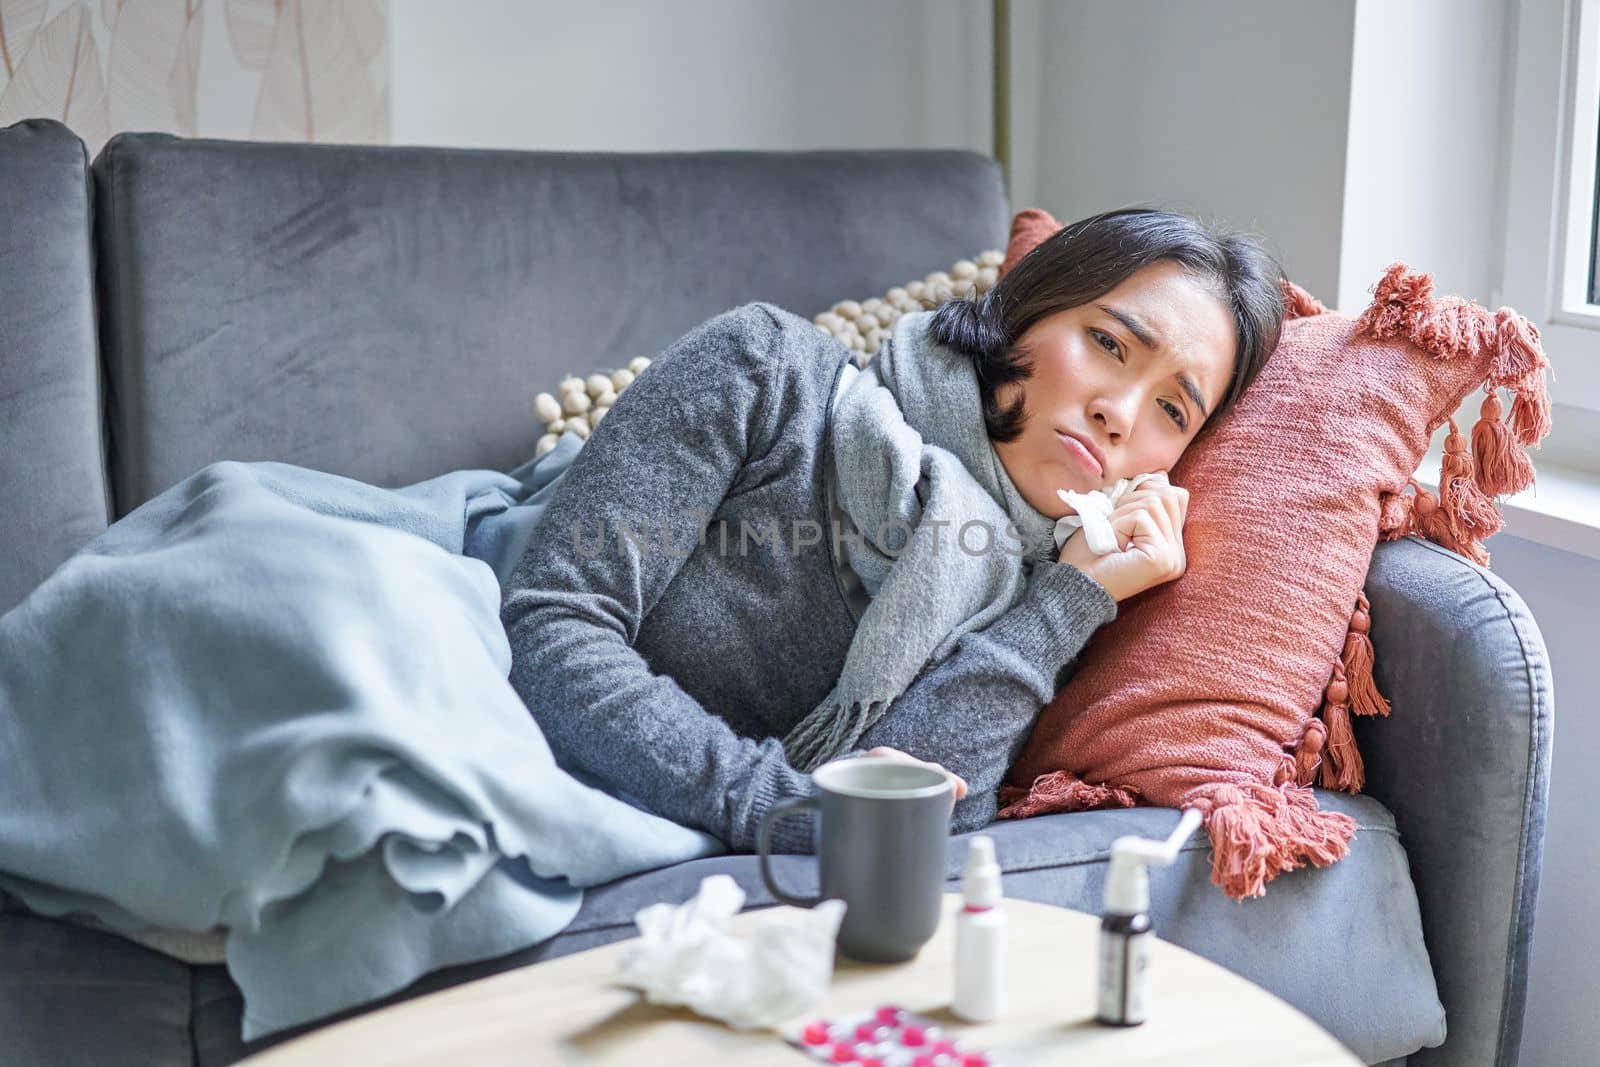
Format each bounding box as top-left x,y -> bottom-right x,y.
0,120 -> 109,615
93,136 -> 1006,512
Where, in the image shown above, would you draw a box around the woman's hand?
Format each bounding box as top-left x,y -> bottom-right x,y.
1056,481 -> 1189,603
863,746 -> 969,800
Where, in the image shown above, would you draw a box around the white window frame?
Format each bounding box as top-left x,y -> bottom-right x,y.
1501,0 -> 1600,415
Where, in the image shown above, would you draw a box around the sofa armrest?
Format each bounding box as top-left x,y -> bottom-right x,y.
1358,536 -> 1554,1067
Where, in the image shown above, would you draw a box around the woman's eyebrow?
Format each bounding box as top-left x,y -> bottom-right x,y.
1096,303 -> 1210,420
1096,304 -> 1162,351
1179,375 -> 1210,421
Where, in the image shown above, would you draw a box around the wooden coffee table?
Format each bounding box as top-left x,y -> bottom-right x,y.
240,895 -> 1362,1066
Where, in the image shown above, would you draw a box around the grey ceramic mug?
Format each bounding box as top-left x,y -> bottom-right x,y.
757,756 -> 955,963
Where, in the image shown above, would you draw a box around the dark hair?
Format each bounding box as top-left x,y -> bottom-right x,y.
930,207 -> 1285,443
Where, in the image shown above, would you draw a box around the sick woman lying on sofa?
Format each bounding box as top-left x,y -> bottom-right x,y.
0,206 -> 1288,1043
500,207 -> 1286,853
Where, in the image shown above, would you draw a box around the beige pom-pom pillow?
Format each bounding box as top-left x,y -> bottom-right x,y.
531,250 -> 1004,450
530,358 -> 651,458
811,250 -> 1004,363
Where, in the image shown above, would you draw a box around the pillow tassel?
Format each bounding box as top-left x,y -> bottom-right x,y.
1279,278 -> 1328,319
1355,263 -> 1434,340
1438,417 -> 1504,548
1315,666 -> 1365,792
996,769 -> 1140,819
1462,306 -> 1549,496
1191,782 -> 1355,900
1202,786 -> 1279,899
1378,488 -> 1414,540
1404,480 -> 1491,566
1508,368 -> 1553,446
1291,717 -> 1326,787
1471,388 -> 1537,497
1412,295 -> 1499,361
1341,592 -> 1391,718
1491,307 -> 1550,387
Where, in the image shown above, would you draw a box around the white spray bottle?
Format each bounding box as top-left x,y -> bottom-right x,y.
953,834 -> 1005,1022
1095,808 -> 1203,1026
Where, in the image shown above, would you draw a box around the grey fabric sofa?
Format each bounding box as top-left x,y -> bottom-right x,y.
0,118 -> 1551,1067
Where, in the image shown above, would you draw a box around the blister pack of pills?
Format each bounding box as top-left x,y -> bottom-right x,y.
785,1003 -> 997,1067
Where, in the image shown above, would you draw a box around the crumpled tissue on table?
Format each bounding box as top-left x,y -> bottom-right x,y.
1054,470 -> 1172,555
617,874 -> 847,1030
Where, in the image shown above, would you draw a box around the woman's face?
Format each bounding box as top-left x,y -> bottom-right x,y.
992,260 -> 1238,517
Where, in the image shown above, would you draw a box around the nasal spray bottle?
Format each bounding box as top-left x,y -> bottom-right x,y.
952,835 -> 1005,1022
1096,808 -> 1203,1027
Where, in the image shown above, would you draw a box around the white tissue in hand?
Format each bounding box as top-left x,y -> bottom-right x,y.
616,874 -> 846,1029
1054,471 -> 1171,555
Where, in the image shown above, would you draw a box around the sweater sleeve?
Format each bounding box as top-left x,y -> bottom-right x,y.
852,558 -> 1118,834
501,303 -> 817,853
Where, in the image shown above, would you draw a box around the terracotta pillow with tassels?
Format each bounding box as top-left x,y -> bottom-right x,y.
992,212 -> 1552,899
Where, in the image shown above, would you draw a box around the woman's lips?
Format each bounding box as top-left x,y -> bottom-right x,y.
1056,432 -> 1104,477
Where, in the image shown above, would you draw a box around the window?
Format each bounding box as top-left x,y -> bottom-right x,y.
1501,0 -> 1600,438
1558,0 -> 1600,319
1592,97 -> 1600,306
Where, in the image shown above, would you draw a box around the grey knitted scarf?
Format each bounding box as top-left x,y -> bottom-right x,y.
781,310 -> 1059,772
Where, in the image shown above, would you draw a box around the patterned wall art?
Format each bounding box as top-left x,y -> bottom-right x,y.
0,0 -> 389,156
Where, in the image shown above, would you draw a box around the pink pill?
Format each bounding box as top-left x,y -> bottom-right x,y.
802,1021 -> 832,1046
932,1039 -> 959,1055
874,1005 -> 903,1025
860,1059 -> 885,1067
911,1056 -> 937,1067
829,1042 -> 858,1063
854,1022 -> 879,1042
960,1054 -> 990,1067
901,1025 -> 926,1046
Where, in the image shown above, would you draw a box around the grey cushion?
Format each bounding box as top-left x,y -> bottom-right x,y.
1358,536 -> 1554,1067
0,910 -> 192,1067
79,792 -> 1432,1065
93,135 -> 1007,512
0,120 -> 109,614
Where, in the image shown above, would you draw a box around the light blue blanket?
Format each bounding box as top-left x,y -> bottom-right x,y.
0,432 -> 723,1040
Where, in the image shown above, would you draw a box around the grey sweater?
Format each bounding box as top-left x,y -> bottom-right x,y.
501,302 -> 1118,853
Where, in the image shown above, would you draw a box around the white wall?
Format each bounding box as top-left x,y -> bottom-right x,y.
1010,0 -> 1356,304
391,0 -> 1356,306
391,0 -> 991,153
1337,0 -> 1514,312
